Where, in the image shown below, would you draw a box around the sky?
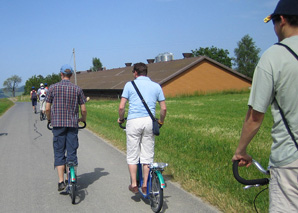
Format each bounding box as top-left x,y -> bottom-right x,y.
0,0 -> 279,88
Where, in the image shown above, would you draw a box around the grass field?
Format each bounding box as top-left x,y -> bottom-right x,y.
16,95 -> 31,102
85,91 -> 272,213
12,92 -> 272,212
0,98 -> 14,117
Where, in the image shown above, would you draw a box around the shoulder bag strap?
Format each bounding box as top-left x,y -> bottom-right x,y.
131,81 -> 155,121
274,43 -> 298,150
275,42 -> 298,60
274,98 -> 298,150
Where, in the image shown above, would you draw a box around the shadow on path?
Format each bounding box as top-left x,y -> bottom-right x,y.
130,189 -> 169,212
33,120 -> 42,140
72,168 -> 109,204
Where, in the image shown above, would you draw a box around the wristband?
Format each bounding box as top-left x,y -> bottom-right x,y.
119,118 -> 125,122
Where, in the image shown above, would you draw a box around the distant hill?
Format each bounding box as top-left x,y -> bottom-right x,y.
0,85 -> 24,98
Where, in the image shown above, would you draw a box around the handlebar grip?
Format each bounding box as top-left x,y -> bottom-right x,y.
119,117 -> 127,129
232,160 -> 269,186
119,123 -> 126,129
78,121 -> 86,129
47,122 -> 53,130
47,121 -> 86,130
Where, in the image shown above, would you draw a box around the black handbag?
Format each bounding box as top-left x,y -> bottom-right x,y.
274,43 -> 298,150
131,81 -> 160,136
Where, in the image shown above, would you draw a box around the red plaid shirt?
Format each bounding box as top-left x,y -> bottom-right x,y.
46,80 -> 86,127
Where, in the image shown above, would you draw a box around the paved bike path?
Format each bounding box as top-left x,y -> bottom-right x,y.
0,102 -> 221,212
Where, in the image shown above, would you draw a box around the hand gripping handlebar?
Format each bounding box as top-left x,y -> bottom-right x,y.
232,160 -> 270,186
119,118 -> 127,129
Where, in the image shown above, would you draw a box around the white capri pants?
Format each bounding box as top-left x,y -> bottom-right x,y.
39,99 -> 46,111
126,116 -> 155,165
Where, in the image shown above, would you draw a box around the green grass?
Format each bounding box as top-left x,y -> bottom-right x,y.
0,98 -> 14,116
85,92 -> 272,213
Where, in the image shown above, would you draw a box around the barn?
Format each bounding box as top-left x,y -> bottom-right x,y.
71,54 -> 251,98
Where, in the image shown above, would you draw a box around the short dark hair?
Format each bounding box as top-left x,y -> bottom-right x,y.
272,15 -> 298,26
61,70 -> 73,78
133,62 -> 147,76
284,15 -> 298,26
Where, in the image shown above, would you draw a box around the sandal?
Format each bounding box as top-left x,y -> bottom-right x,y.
128,185 -> 138,194
142,186 -> 147,194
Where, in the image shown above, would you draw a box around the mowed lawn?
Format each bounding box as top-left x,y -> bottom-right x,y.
0,98 -> 14,116
86,91 -> 272,213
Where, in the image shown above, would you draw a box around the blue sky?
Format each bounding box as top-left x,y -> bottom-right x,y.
0,0 -> 279,88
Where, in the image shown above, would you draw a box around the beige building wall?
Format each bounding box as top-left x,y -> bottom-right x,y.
162,61 -> 251,97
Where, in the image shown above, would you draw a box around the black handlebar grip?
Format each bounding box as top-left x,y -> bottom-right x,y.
78,121 -> 86,129
47,121 -> 86,130
119,123 -> 126,129
119,118 -> 127,129
232,160 -> 269,186
47,122 -> 53,130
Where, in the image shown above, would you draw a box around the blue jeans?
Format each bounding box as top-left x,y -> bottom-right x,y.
52,127 -> 79,167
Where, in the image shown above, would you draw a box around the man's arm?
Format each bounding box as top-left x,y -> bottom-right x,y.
45,102 -> 51,121
79,104 -> 87,122
118,97 -> 127,123
158,100 -> 167,124
232,106 -> 265,167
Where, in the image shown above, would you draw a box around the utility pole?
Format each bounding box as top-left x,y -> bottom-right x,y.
73,48 -> 77,85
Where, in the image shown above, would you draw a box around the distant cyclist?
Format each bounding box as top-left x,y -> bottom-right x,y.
37,83 -> 48,119
30,86 -> 37,113
44,83 -> 48,90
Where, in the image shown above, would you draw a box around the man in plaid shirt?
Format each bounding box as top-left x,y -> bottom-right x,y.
46,64 -> 87,191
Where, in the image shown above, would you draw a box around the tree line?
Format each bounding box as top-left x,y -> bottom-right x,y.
23,74 -> 60,95
192,34 -> 260,78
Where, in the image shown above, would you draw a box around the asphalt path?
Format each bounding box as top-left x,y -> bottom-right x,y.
0,102 -> 221,213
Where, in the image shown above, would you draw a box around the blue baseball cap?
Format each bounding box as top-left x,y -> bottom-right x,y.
60,64 -> 74,74
264,0 -> 298,23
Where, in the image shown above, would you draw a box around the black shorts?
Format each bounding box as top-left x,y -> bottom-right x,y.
31,98 -> 37,106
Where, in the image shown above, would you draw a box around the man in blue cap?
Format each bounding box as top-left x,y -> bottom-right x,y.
46,64 -> 87,191
233,0 -> 298,211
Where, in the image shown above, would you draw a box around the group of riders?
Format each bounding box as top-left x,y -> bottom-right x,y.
30,83 -> 48,119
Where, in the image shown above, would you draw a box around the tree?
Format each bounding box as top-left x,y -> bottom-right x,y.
192,46 -> 232,68
90,57 -> 103,71
233,34 -> 261,78
3,75 -> 22,97
24,73 -> 60,95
